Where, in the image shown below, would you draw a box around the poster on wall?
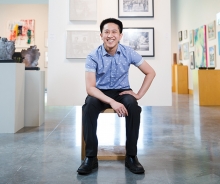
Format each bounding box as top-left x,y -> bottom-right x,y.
194,25 -> 207,68
69,0 -> 97,21
66,30 -> 101,58
7,19 -> 35,48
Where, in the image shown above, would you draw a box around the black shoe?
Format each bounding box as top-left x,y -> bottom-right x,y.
125,155 -> 145,174
77,157 -> 98,175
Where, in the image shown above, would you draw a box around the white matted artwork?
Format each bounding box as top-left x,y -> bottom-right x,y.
7,19 -> 35,48
66,30 -> 101,58
44,52 -> 48,68
207,21 -> 216,40
208,45 -> 216,68
69,0 -> 97,21
182,42 -> 189,60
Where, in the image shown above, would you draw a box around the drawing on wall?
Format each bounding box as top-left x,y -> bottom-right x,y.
66,30 -> 101,58
69,0 -> 97,21
121,27 -> 154,57
190,51 -> 195,69
182,42 -> 189,60
194,25 -> 207,68
118,0 -> 154,18
7,19 -> 35,48
208,45 -> 216,68
207,21 -> 216,40
189,30 -> 194,47
178,44 -> 182,61
216,12 -> 220,25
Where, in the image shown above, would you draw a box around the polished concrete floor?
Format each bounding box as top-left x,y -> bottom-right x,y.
1,93 -> 220,184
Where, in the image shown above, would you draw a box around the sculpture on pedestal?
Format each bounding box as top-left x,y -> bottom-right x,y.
0,38 -> 15,60
21,45 -> 40,67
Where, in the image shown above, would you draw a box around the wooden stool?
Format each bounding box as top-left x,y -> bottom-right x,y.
81,108 -> 126,160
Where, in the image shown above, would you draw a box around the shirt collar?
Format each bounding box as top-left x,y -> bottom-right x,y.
101,44 -> 121,57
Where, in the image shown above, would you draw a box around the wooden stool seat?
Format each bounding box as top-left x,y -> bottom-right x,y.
81,108 -> 126,160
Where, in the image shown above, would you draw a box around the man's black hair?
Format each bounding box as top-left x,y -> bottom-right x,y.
100,18 -> 123,33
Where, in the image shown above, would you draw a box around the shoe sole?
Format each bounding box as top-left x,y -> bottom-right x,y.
125,162 -> 145,174
77,162 -> 98,175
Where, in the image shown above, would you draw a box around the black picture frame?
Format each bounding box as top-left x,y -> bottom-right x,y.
121,27 -> 155,57
118,0 -> 154,18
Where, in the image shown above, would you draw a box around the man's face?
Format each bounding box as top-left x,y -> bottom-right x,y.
100,23 -> 123,52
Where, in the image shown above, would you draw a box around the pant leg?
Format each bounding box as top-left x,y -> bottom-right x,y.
82,95 -> 108,157
115,93 -> 142,156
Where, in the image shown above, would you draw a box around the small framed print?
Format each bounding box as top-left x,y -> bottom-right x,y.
207,21 -> 216,40
118,0 -> 154,18
189,30 -> 194,47
178,31 -> 182,41
184,30 -> 188,39
190,51 -> 195,69
208,45 -> 216,68
121,27 -> 155,57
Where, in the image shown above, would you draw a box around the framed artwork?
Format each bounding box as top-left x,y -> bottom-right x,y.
207,21 -> 216,40
178,44 -> 182,61
190,51 -> 195,69
208,45 -> 216,68
66,30 -> 101,58
189,30 -> 194,47
118,0 -> 154,18
44,52 -> 48,68
121,27 -> 154,57
216,12 -> 220,25
194,25 -> 207,68
184,30 -> 187,39
178,31 -> 182,41
182,42 -> 189,60
69,0 -> 97,21
7,19 -> 35,48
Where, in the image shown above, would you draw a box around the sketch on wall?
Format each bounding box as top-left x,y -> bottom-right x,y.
66,31 -> 101,59
69,0 -> 97,21
194,25 -> 207,68
7,19 -> 35,48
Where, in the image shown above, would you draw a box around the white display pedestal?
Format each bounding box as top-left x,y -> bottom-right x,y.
0,63 -> 25,133
24,71 -> 45,127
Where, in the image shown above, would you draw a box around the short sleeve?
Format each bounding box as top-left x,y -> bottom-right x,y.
85,55 -> 97,72
130,49 -> 143,67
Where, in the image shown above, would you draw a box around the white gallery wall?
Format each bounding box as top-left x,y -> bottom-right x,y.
47,0 -> 172,106
171,0 -> 220,90
0,3 -> 48,87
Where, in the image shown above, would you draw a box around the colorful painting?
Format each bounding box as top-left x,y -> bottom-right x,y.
208,46 -> 216,67
7,19 -> 35,48
207,21 -> 216,40
182,42 -> 189,60
189,30 -> 194,47
194,25 -> 207,68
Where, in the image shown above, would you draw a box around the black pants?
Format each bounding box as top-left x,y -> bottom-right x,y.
82,89 -> 142,157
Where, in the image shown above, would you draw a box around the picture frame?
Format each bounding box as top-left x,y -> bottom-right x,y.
216,12 -> 220,26
190,51 -> 195,69
178,31 -> 182,41
208,45 -> 216,68
121,27 -> 155,57
189,30 -> 194,47
207,21 -> 216,40
182,42 -> 189,60
184,30 -> 188,39
118,0 -> 154,18
66,30 -> 101,59
69,0 -> 97,21
178,44 -> 182,61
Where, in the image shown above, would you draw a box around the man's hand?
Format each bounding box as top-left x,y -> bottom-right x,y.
109,100 -> 128,117
119,90 -> 140,100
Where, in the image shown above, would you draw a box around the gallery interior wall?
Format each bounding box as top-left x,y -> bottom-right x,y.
47,0 -> 172,106
0,3 -> 48,87
171,0 -> 220,90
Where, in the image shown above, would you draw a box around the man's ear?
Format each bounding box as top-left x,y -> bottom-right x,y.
100,33 -> 103,40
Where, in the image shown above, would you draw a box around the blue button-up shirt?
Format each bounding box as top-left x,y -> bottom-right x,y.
85,44 -> 143,89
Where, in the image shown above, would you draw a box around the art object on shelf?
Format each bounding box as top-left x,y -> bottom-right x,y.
173,53 -> 177,64
216,12 -> 220,25
208,45 -> 216,68
69,0 -> 97,21
12,52 -> 23,63
190,51 -> 195,69
21,45 -> 40,67
66,30 -> 101,58
207,21 -> 216,40
45,51 -> 48,68
121,27 -> 154,57
182,42 -> 189,60
118,0 -> 154,18
7,19 -> 35,48
178,44 -> 182,61
194,25 -> 207,68
178,31 -> 182,41
218,31 -> 220,55
184,30 -> 187,39
189,30 -> 194,47
0,38 -> 15,60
